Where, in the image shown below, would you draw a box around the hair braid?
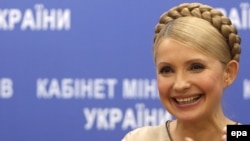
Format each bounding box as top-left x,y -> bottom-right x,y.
154,3 -> 241,61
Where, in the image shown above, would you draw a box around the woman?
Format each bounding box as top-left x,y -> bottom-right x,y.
122,2 -> 241,141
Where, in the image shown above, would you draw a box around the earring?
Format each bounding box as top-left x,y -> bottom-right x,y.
224,79 -> 229,87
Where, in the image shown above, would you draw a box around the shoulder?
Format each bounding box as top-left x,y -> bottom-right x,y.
121,124 -> 171,141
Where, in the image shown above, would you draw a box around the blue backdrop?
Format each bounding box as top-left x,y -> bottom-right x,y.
0,0 -> 249,141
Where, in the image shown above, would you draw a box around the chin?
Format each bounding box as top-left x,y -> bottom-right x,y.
171,111 -> 204,122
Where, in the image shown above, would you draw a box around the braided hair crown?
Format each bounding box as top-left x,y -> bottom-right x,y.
154,3 -> 241,62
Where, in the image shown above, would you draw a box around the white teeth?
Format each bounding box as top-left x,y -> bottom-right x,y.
175,95 -> 201,104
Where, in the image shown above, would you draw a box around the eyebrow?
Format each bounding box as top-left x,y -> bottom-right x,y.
157,58 -> 207,67
185,58 -> 207,64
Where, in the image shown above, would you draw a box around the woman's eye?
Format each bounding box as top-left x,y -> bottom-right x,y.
159,66 -> 173,74
190,63 -> 205,71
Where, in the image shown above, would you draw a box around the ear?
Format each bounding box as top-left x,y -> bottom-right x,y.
223,60 -> 239,88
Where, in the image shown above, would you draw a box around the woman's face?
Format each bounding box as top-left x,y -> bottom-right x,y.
155,38 -> 228,121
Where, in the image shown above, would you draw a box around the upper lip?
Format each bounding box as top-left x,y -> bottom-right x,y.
171,94 -> 202,99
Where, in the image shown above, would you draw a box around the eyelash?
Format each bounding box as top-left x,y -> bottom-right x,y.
158,63 -> 205,74
159,66 -> 173,74
190,63 -> 205,71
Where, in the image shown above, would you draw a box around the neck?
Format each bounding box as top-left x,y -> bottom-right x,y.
170,111 -> 235,141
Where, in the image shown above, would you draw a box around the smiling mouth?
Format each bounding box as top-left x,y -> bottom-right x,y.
174,95 -> 202,104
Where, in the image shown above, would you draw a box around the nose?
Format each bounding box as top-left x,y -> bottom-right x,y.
173,72 -> 191,93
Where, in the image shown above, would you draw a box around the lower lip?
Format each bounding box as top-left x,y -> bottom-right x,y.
173,95 -> 203,109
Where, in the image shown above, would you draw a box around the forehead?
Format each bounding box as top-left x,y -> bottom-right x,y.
157,38 -> 201,55
155,38 -> 214,63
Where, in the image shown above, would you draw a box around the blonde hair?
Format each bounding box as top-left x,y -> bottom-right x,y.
153,3 -> 241,63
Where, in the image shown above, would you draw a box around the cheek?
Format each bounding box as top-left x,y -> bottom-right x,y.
195,73 -> 224,94
157,76 -> 172,97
